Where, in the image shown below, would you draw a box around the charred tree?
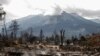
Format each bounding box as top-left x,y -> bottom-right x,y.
60,29 -> 65,46
9,20 -> 19,39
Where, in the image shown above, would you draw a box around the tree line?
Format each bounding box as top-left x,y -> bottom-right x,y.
0,20 -> 98,47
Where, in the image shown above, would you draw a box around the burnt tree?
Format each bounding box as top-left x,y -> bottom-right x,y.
9,20 -> 19,39
40,29 -> 44,43
60,29 -> 65,46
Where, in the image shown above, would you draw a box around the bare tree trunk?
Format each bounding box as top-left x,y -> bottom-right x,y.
60,29 -> 65,46
40,29 -> 44,43
3,14 -> 8,38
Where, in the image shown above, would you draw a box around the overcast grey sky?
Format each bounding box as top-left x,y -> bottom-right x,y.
1,0 -> 100,21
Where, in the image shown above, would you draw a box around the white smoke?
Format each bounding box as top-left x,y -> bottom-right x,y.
53,5 -> 62,15
0,0 -> 11,5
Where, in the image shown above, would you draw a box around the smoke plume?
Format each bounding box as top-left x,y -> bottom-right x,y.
0,0 -> 11,5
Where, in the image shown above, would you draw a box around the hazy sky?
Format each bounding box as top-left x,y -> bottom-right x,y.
1,0 -> 100,21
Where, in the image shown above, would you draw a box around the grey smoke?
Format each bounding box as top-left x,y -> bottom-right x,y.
52,6 -> 100,18
66,8 -> 100,18
0,0 -> 11,4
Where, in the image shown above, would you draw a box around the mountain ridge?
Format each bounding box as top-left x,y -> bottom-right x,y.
7,11 -> 100,37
